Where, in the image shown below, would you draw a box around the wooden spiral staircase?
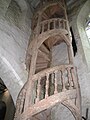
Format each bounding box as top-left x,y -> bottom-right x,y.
14,0 -> 82,120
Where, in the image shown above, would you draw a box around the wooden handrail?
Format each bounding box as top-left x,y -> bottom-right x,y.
29,64 -> 78,106
40,18 -> 67,25
32,64 -> 73,80
32,18 -> 68,38
15,64 -> 78,117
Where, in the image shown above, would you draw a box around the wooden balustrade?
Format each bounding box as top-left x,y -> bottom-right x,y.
39,18 -> 67,34
14,65 -> 81,120
30,65 -> 77,105
14,0 -> 81,119
32,18 -> 67,38
14,86 -> 27,119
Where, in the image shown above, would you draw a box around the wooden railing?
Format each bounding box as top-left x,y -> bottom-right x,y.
14,64 -> 79,119
14,84 -> 27,117
31,65 -> 77,105
33,18 -> 68,37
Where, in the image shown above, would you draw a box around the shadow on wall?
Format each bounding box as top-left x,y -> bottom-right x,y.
0,101 -> 6,120
70,27 -> 77,56
0,78 -> 15,120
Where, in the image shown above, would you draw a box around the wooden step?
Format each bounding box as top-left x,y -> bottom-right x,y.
36,63 -> 48,73
39,43 -> 50,54
38,50 -> 50,61
36,63 -> 48,68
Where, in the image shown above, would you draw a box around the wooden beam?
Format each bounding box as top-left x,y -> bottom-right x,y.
18,89 -> 76,119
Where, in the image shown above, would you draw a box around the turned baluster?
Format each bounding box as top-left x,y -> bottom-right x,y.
21,89 -> 26,113
15,99 -> 21,115
65,21 -> 67,30
40,24 -> 42,34
57,19 -> 59,29
61,20 -> 63,28
36,77 -> 41,103
59,19 -> 61,28
38,23 -> 41,35
19,89 -> 26,113
42,23 -> 44,33
45,73 -> 49,98
48,21 -> 50,30
54,20 -> 56,29
63,20 -> 65,29
19,93 -> 23,113
54,70 -> 58,94
67,67 -> 73,89
61,69 -> 66,91
51,72 -> 54,83
71,67 -> 76,88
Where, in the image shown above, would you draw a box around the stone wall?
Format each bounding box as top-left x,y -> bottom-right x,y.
77,0 -> 90,70
51,42 -> 69,66
51,104 -> 75,120
0,0 -> 32,104
69,0 -> 90,118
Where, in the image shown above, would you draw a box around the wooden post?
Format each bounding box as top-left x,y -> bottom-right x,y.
42,23 -> 44,32
54,20 -> 56,29
61,69 -> 66,91
48,21 -> 50,30
71,68 -> 81,114
54,70 -> 58,94
59,19 -> 61,29
45,73 -> 49,98
63,20 -> 65,29
24,40 -> 38,110
67,67 -> 73,89
36,77 -> 41,103
67,44 -> 74,64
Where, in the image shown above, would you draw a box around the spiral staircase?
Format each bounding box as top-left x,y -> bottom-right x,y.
14,0 -> 82,120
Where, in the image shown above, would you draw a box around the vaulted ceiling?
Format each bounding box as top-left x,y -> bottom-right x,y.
27,0 -> 86,14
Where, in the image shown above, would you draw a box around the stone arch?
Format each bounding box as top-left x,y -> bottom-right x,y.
0,19 -> 28,104
77,0 -> 90,70
0,53 -> 24,104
